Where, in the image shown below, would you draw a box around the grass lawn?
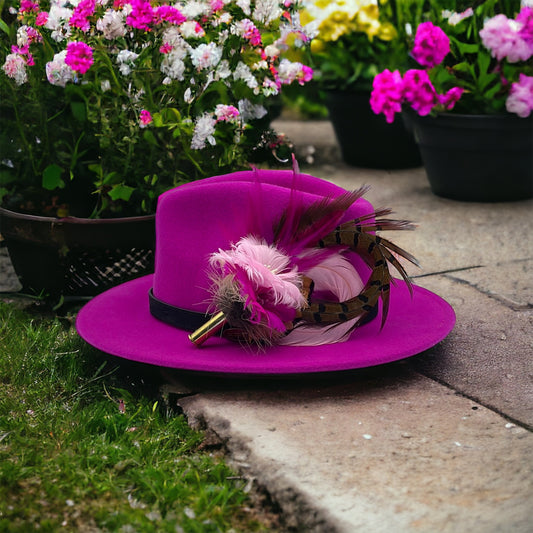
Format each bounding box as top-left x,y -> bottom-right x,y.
0,301 -> 279,532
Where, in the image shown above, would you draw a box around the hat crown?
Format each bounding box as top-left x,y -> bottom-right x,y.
151,170 -> 374,313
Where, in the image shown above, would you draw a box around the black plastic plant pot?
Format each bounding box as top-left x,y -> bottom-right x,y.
0,207 -> 156,299
406,111 -> 533,202
325,90 -> 422,169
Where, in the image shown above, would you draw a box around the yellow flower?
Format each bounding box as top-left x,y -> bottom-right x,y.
377,22 -> 397,41
310,38 -> 326,53
318,12 -> 354,41
354,4 -> 381,39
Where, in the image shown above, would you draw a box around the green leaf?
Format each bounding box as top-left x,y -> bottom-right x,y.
454,40 -> 479,55
142,130 -> 159,147
103,171 -> 121,185
108,184 -> 135,202
0,19 -> 10,36
42,164 -> 65,190
88,163 -> 103,177
0,171 -> 16,187
70,101 -> 87,122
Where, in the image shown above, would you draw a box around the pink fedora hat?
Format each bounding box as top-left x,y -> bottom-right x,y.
76,169 -> 455,374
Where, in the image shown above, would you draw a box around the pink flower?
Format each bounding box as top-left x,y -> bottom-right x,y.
402,69 -> 438,116
517,7 -> 533,47
241,19 -> 262,46
139,109 -> 152,126
369,69 -> 404,123
210,0 -> 224,12
126,0 -> 154,31
19,0 -> 39,13
480,14 -> 533,63
2,53 -> 28,85
69,0 -> 95,32
438,87 -> 464,110
65,41 -> 93,74
214,104 -> 240,122
159,42 -> 172,54
411,21 -> 450,68
155,5 -> 185,25
35,11 -> 48,26
506,74 -> 533,117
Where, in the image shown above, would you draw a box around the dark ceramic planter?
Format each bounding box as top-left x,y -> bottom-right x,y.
406,111 -> 533,202
325,90 -> 422,169
0,207 -> 155,298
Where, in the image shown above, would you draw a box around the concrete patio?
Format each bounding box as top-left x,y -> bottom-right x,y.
1,119 -> 531,532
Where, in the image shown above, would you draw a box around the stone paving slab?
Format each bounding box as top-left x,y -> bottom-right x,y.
409,275 -> 533,428
178,370 -> 532,533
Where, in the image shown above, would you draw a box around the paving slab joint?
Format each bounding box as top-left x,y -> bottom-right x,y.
443,272 -> 533,311
412,371 -> 533,432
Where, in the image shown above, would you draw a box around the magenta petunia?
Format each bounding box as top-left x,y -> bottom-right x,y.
69,0 -> 96,32
19,0 -> 39,13
517,6 -> 533,48
402,69 -> 438,116
65,41 -> 93,74
369,69 -> 404,123
438,87 -> 464,110
140,109 -> 153,126
155,5 -> 186,25
126,0 -> 155,31
411,21 -> 450,68
35,11 -> 48,26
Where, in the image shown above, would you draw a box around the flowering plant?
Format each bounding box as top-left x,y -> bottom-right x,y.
0,0 -> 312,217
370,0 -> 533,123
300,0 -> 416,92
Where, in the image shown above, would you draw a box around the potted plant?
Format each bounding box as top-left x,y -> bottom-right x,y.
370,0 -> 533,201
300,0 -> 423,169
0,0 -> 313,298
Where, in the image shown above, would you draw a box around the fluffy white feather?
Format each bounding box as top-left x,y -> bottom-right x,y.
280,254 -> 364,346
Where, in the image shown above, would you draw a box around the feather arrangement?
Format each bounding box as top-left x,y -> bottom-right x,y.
192,163 -> 419,348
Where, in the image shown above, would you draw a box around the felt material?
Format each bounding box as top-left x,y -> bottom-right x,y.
77,275 -> 454,373
76,170 -> 456,374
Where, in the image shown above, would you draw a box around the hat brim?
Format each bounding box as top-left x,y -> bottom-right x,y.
76,275 -> 455,374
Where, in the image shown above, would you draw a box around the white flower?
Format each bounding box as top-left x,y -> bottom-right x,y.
2,53 -> 28,85
233,61 -> 258,89
45,4 -> 72,40
161,51 -> 186,80
116,50 -> 139,76
181,1 -> 210,19
277,58 -> 307,85
216,59 -> 232,79
161,27 -> 188,50
236,0 -> 251,16
101,79 -> 111,92
238,99 -> 267,121
264,44 -> 280,58
262,78 -> 279,96
191,112 -> 217,150
190,43 -> 223,70
184,87 -> 194,103
96,9 -> 126,39
180,20 -> 205,38
253,0 -> 282,24
45,50 -> 74,87
16,26 -> 30,48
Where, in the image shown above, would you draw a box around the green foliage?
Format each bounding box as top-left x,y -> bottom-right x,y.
0,0 -> 309,218
0,303 -> 273,532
